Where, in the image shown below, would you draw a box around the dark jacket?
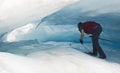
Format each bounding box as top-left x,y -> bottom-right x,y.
81,21 -> 100,34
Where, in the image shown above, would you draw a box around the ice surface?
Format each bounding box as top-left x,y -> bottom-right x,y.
0,42 -> 120,73
5,23 -> 78,42
0,0 -> 120,73
0,0 -> 78,33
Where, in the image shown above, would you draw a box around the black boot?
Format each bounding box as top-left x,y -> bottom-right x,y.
99,56 -> 106,59
87,52 -> 97,56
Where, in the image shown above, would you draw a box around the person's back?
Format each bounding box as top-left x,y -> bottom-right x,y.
81,21 -> 100,34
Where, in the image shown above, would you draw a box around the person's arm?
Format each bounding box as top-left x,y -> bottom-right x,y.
80,29 -> 84,40
80,29 -> 84,44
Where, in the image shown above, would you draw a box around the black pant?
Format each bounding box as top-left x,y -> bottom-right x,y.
92,25 -> 106,58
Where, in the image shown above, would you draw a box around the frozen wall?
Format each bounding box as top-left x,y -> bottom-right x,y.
0,0 -> 78,33
1,0 -> 120,48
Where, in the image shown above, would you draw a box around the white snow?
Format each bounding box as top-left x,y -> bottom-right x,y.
0,0 -> 78,33
0,42 -> 120,73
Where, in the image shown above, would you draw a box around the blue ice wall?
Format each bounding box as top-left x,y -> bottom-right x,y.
34,1 -> 120,48
4,0 -> 120,49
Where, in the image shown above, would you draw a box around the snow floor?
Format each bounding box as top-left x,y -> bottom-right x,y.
0,41 -> 120,73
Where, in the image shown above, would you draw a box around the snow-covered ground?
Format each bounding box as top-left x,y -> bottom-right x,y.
0,42 -> 120,73
0,0 -> 120,73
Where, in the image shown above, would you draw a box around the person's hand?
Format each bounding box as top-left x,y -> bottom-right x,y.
80,39 -> 83,44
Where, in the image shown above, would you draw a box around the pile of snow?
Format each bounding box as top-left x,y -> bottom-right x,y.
0,42 -> 120,73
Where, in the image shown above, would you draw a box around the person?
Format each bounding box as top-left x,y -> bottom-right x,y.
77,21 -> 106,59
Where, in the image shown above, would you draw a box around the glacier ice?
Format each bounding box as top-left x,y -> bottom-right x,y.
0,0 -> 78,33
0,0 -> 120,73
